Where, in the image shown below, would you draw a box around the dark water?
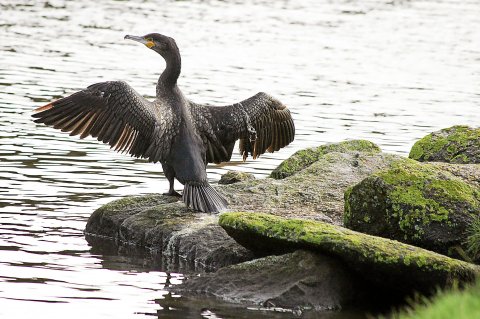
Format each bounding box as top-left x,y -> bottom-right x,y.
1,0 -> 479,318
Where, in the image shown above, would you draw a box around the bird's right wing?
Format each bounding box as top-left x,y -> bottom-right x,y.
32,81 -> 171,163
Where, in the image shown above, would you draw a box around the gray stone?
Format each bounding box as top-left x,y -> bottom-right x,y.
177,250 -> 357,311
221,148 -> 401,225
270,139 -> 381,179
85,140 -> 401,271
84,195 -> 253,272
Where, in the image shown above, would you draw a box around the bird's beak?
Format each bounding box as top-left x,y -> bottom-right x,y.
124,35 -> 155,48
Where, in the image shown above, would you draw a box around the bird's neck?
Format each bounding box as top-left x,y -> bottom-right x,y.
158,51 -> 181,93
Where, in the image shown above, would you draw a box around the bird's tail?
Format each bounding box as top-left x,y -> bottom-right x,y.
182,182 -> 228,213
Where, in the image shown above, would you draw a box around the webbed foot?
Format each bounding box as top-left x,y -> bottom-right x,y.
163,190 -> 182,197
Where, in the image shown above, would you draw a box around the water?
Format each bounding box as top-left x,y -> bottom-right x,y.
1,0 -> 479,318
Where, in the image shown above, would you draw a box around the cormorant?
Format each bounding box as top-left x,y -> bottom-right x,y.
32,33 -> 295,213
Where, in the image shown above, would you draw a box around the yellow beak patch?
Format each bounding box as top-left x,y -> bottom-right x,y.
145,41 -> 155,48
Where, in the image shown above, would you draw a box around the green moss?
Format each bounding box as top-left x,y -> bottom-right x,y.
381,160 -> 480,234
409,125 -> 480,163
409,133 -> 447,162
345,158 -> 480,247
466,217 -> 480,261
270,140 -> 381,179
219,212 -> 480,280
343,186 -> 354,222
387,281 -> 480,319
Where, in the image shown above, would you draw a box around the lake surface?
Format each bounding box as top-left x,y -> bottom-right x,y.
1,0 -> 479,318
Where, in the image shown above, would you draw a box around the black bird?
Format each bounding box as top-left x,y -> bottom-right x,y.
32,33 -> 295,213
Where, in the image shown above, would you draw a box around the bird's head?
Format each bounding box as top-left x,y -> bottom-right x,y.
124,33 -> 179,59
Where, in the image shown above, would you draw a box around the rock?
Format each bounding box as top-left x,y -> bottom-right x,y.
85,140 -> 400,270
431,162 -> 480,190
220,141 -> 400,225
219,212 -> 480,295
270,139 -> 381,179
177,250 -> 358,311
84,195 -> 254,272
218,170 -> 255,185
155,294 -> 305,318
344,158 -> 480,259
409,125 -> 480,163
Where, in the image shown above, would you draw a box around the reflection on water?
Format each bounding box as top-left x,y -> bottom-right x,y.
1,0 -> 479,318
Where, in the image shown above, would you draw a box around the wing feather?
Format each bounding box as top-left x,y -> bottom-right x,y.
190,92 -> 295,163
32,81 -> 168,162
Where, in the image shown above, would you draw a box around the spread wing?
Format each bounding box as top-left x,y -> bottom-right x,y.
32,81 -> 170,163
190,92 -> 295,164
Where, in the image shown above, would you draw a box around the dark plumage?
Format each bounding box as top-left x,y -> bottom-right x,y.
32,33 -> 295,213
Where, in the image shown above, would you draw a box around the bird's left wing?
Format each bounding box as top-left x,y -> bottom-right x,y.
190,92 -> 295,164
32,81 -> 170,162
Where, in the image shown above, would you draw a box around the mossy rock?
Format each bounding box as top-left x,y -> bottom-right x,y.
270,139 -> 381,179
85,140 -> 398,271
85,194 -> 253,272
220,150 -> 401,225
344,158 -> 480,259
85,194 -> 178,239
218,170 -> 255,185
409,125 -> 480,164
220,212 -> 480,294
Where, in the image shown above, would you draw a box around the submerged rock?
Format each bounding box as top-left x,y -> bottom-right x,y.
218,170 -> 255,185
178,250 -> 358,311
344,158 -> 480,258
219,212 -> 480,294
409,125 -> 480,164
84,195 -> 253,272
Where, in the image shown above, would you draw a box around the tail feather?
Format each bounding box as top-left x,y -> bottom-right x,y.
184,184 -> 192,208
182,182 -> 228,213
205,185 -> 224,210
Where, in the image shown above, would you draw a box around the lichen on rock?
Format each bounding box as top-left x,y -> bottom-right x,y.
270,139 -> 381,179
219,212 -> 480,294
409,125 -> 480,164
344,158 -> 480,259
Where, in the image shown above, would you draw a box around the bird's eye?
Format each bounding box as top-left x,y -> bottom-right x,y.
146,37 -> 153,42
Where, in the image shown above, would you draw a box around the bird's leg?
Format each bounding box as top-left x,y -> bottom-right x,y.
162,163 -> 182,197
164,179 -> 182,197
